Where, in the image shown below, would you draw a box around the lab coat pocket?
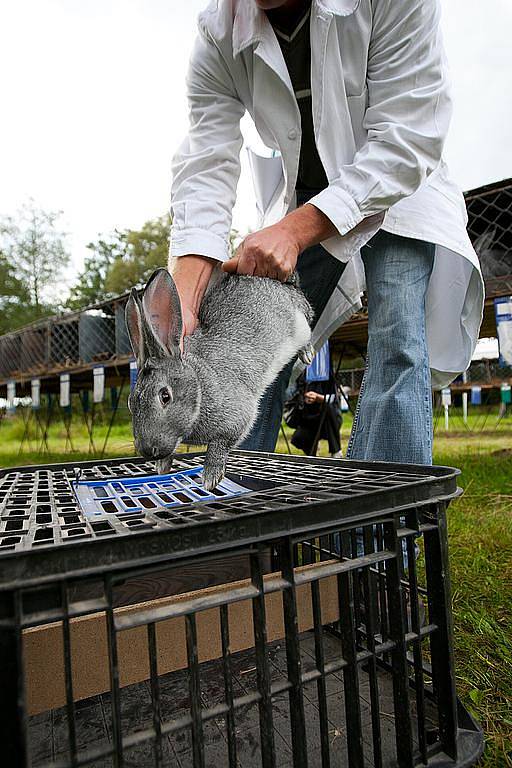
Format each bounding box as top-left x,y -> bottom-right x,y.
246,147 -> 285,220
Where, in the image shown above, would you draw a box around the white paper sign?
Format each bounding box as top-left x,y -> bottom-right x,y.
60,373 -> 71,408
6,381 -> 16,412
441,388 -> 452,407
31,379 -> 40,409
93,366 -> 105,404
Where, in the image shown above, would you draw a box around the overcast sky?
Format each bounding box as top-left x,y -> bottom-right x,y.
1,0 -> 511,287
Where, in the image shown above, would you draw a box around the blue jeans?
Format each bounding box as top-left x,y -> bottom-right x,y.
240,221 -> 435,466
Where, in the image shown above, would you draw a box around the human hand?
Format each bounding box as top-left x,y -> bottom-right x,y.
222,203 -> 338,281
304,391 -> 324,405
222,221 -> 300,281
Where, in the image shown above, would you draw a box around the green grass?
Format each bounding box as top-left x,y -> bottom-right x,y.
1,409 -> 511,764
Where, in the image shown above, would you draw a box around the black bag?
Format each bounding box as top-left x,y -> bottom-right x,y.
283,398 -> 303,428
283,379 -> 306,428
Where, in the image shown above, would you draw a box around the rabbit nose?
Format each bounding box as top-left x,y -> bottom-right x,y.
151,446 -> 160,458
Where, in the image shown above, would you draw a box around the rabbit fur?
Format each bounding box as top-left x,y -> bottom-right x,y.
125,267 -> 314,490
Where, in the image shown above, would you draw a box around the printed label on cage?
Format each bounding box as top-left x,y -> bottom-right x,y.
130,360 -> 138,391
441,388 -> 451,407
495,296 -> 512,365
93,366 -> 105,404
31,379 -> 40,409
60,373 -> 71,408
6,381 -> 16,412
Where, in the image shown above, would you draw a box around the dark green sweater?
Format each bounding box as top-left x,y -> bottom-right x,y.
267,2 -> 328,191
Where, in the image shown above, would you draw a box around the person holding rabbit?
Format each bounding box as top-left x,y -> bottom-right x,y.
163,0 -> 483,468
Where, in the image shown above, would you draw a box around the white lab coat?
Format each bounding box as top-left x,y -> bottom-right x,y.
170,0 -> 484,388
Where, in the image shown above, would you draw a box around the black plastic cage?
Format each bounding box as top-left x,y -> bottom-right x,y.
0,452 -> 483,768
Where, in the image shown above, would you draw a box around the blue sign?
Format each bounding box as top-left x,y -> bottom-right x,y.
129,360 -> 138,391
471,386 -> 482,406
494,296 -> 512,366
306,341 -> 330,382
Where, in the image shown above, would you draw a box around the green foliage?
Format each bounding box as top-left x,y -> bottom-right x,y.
104,214 -> 171,295
1,201 -> 69,309
66,236 -> 122,310
0,202 -> 69,333
67,215 -> 172,309
0,251 -> 30,334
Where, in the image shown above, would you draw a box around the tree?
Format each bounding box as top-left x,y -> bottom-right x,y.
67,214 -> 172,309
0,251 -> 31,334
104,214 -> 171,295
2,201 -> 69,310
0,202 -> 69,333
66,213 -> 241,311
66,236 -> 121,310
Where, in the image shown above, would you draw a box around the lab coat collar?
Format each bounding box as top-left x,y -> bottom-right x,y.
232,0 -> 360,57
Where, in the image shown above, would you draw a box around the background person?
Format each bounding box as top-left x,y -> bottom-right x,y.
287,372 -> 343,457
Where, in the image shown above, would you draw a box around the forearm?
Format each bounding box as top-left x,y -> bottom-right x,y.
169,255 -> 217,332
281,203 -> 338,252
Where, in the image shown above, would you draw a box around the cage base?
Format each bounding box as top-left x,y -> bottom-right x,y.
28,631 -> 483,768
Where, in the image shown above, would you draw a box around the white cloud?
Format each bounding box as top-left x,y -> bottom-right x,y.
1,0 -> 511,283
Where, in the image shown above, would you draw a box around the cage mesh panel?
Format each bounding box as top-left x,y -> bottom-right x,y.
0,298 -> 129,383
78,313 -> 116,363
465,181 -> 512,285
21,520 -> 446,768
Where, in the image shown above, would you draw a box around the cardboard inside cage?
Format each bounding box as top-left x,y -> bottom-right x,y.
23,560 -> 340,716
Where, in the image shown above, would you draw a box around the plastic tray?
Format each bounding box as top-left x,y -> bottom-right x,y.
73,467 -> 251,517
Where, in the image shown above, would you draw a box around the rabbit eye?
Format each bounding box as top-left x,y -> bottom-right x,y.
159,387 -> 172,406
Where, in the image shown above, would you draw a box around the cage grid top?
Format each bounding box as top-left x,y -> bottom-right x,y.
0,452 -> 459,568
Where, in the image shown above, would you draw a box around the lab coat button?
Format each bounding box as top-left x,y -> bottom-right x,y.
288,128 -> 298,140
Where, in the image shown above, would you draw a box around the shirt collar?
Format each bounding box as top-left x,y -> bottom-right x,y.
232,0 -> 360,57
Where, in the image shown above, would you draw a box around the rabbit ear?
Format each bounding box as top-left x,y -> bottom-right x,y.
142,269 -> 183,353
125,289 -> 145,366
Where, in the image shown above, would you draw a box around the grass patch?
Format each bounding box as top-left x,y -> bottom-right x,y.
434,451 -> 512,766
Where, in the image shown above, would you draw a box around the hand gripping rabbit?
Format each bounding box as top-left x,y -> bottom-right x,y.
125,267 -> 314,490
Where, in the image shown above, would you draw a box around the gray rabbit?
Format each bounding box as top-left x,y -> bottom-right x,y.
125,267 -> 314,490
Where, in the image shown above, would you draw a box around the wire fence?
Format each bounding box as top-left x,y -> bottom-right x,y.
0,297 -> 131,383
465,178 -> 512,290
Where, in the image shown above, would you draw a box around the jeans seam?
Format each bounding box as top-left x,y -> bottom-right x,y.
346,353 -> 369,459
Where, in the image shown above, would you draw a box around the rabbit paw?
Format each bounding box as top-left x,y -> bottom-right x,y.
156,455 -> 174,475
202,462 -> 226,492
299,342 -> 315,365
202,442 -> 228,492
